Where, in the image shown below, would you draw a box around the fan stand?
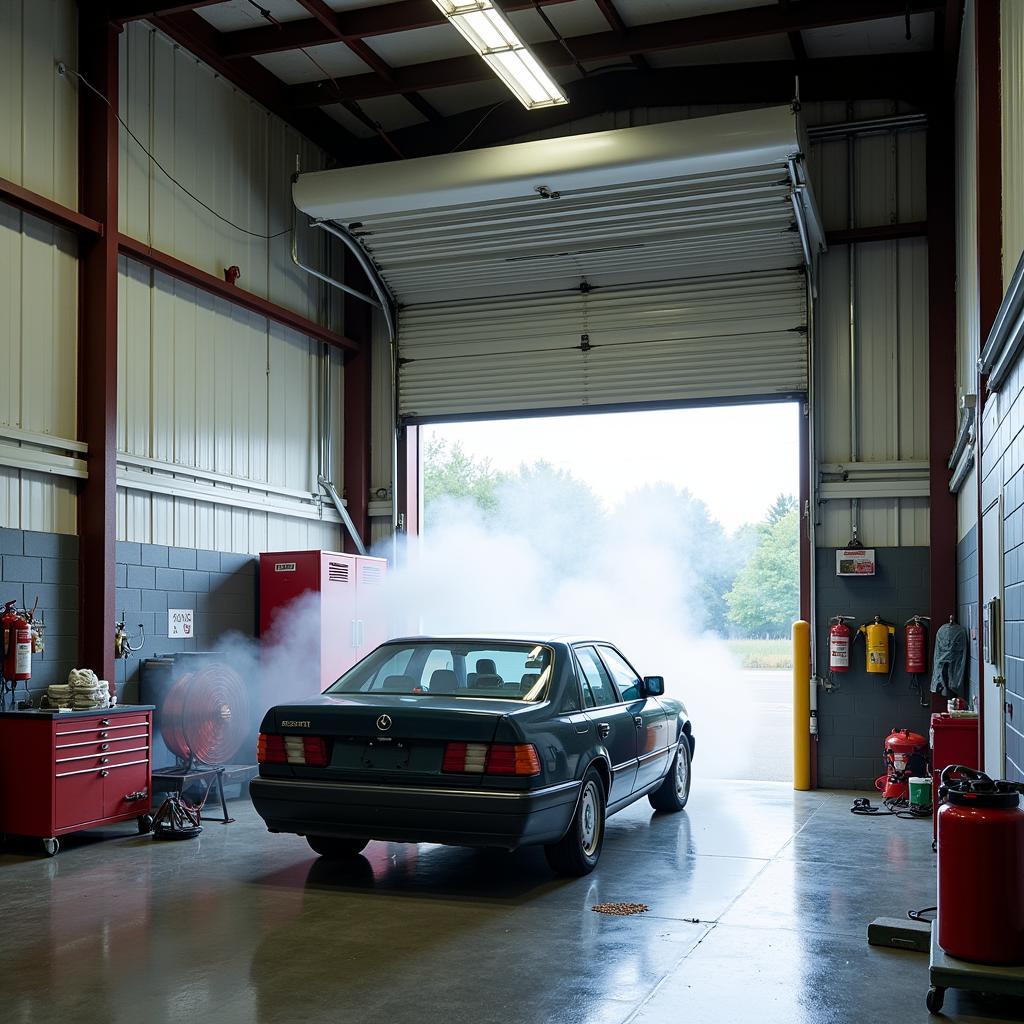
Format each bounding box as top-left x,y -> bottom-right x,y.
152,792 -> 204,841
151,762 -> 234,825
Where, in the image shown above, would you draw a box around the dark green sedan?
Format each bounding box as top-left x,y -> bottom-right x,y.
250,635 -> 695,875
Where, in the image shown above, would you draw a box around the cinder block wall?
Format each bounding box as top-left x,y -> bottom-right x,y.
956,525 -> 980,708
115,542 -> 258,700
0,529 -> 79,700
814,546 -> 932,789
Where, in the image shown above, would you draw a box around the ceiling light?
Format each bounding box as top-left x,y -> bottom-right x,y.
431,0 -> 568,110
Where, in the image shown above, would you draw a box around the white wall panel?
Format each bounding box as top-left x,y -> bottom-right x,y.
0,0 -> 79,534
957,1 -> 979,539
1003,0 -> 1024,284
115,23 -> 345,554
0,0 -> 77,206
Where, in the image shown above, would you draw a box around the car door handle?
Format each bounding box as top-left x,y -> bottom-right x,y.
597,722 -> 610,739
634,716 -> 643,727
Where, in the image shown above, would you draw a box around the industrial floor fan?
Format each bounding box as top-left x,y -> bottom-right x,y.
152,662 -> 250,840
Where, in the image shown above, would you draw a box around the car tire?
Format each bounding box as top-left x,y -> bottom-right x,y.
306,835 -> 369,859
648,736 -> 691,812
544,767 -> 606,876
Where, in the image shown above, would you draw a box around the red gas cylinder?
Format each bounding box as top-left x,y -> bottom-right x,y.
875,728 -> 928,801
937,766 -> 1024,965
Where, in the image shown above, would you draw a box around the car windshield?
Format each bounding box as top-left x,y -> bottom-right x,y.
327,642 -> 555,702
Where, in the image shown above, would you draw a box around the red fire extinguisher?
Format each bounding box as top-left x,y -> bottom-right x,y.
2,599 -> 31,683
875,727 -> 928,800
828,615 -> 855,673
937,766 -> 1024,965
904,615 -> 929,674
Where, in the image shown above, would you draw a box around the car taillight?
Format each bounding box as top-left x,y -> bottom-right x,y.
487,743 -> 542,776
258,733 -> 330,767
442,741 -> 540,776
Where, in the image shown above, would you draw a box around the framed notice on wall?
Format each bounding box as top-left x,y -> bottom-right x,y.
836,549 -> 876,576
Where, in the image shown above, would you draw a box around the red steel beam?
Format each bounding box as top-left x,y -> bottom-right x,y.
825,221 -> 928,246
117,234 -> 357,352
926,100 -> 958,643
78,13 -> 120,692
289,0 -> 942,105
0,175 -> 103,237
342,250 -> 373,553
221,0 -> 574,58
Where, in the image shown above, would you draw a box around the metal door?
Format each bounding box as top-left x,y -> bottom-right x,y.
982,496 -> 1006,775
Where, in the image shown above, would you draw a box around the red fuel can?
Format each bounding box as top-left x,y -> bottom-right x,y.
937,766 -> 1024,965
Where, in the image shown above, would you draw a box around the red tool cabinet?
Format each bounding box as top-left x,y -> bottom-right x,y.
0,705 -> 154,856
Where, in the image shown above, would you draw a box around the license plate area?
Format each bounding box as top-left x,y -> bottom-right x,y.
361,739 -> 411,770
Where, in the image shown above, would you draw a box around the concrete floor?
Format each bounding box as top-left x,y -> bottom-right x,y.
2,777 -> 1022,1024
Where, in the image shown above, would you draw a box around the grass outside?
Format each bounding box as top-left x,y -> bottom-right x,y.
726,638 -> 792,670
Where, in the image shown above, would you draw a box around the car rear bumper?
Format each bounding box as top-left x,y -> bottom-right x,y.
249,776 -> 581,851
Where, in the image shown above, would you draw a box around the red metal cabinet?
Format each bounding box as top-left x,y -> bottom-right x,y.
0,706 -> 153,853
930,712 -> 979,840
259,550 -> 389,690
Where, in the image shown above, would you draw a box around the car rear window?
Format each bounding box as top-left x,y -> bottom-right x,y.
327,642 -> 555,702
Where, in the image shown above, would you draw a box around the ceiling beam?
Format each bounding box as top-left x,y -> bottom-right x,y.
151,10 -> 357,160
778,0 -> 808,62
591,0 -> 650,71
220,0 -> 575,59
107,1 -> 225,22
347,56 -> 936,163
292,0 -> 440,122
289,0 -> 943,106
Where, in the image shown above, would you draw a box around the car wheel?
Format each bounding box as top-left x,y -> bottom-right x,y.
648,736 -> 691,812
544,767 -> 606,876
306,835 -> 369,859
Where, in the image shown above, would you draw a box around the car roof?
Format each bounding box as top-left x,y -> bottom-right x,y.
383,633 -> 610,646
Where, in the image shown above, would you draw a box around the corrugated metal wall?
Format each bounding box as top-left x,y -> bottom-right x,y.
956,1 -> 979,538
809,102 -> 931,547
0,0 -> 80,533
1004,0 -> 1024,283
115,22 -> 345,554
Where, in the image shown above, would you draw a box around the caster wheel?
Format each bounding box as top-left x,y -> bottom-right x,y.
926,986 -> 945,1014
42,837 -> 59,857
138,814 -> 154,835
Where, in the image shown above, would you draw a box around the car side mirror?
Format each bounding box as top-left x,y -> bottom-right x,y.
643,676 -> 665,697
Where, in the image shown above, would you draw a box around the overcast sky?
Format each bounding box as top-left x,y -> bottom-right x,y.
425,401 -> 801,534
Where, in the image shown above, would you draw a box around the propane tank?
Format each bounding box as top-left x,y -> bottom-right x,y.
875,727 -> 928,800
859,616 -> 896,674
938,766 -> 1024,964
904,615 -> 930,675
1,599 -> 30,682
828,615 -> 855,673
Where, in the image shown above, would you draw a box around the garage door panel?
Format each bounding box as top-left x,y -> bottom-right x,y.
398,271 -> 807,420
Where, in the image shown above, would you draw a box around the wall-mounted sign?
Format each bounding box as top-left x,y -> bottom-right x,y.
168,608 -> 194,638
836,549 -> 876,576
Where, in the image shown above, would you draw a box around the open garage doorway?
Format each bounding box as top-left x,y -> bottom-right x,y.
410,401 -> 802,784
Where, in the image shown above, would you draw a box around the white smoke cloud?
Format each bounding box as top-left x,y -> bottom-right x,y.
375,493 -> 756,780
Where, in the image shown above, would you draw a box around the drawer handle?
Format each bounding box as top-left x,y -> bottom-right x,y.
99,731 -> 108,738
100,743 -> 109,751
124,790 -> 148,802
100,770 -> 109,777
100,757 -> 109,764
100,719 -> 110,726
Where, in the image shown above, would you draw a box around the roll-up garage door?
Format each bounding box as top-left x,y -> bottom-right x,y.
293,105 -> 823,422
398,270 -> 807,419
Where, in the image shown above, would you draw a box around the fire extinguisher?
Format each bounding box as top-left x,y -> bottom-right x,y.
859,616 -> 896,677
828,615 -> 855,675
1,599 -> 31,704
905,615 -> 930,705
875,727 -> 929,800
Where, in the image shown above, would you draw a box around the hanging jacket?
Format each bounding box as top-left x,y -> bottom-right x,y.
931,621 -> 969,698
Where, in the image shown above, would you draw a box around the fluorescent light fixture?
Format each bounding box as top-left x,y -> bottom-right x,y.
432,0 -> 568,110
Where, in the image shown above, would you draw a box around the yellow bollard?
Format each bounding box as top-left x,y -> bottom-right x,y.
792,620 -> 811,791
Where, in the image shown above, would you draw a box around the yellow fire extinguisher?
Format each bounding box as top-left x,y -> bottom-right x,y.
858,616 -> 896,674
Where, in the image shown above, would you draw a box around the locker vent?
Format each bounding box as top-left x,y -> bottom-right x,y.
361,564 -> 384,584
328,562 -> 350,583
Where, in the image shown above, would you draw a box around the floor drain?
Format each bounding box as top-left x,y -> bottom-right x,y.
591,902 -> 649,916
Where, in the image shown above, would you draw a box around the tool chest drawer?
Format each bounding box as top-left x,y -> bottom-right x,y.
0,705 -> 155,853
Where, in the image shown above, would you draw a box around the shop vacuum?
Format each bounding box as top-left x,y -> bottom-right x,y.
937,766 -> 1024,965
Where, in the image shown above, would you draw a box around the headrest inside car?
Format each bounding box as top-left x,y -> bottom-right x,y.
380,674 -> 414,691
476,658 -> 497,674
429,669 -> 458,693
472,673 -> 503,688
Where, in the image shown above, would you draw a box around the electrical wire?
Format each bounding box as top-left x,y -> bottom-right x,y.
449,100 -> 509,152
851,796 -> 931,819
908,906 -> 937,922
62,64 -> 291,240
